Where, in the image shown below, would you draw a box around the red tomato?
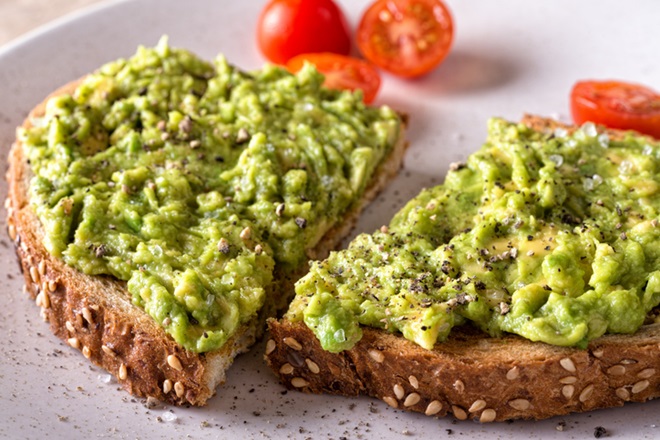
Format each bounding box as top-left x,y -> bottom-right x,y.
287,53 -> 382,103
356,0 -> 454,78
571,80 -> 660,139
256,0 -> 351,65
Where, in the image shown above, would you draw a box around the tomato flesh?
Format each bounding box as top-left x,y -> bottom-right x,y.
256,0 -> 351,65
571,80 -> 660,139
287,53 -> 382,104
357,0 -> 454,78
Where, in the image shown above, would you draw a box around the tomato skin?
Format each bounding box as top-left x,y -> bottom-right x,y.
357,0 -> 454,78
571,80 -> 660,139
256,0 -> 351,65
287,53 -> 382,103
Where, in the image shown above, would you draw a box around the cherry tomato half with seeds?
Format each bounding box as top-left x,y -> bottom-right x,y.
571,80 -> 660,139
287,53 -> 382,104
357,0 -> 454,78
256,0 -> 351,65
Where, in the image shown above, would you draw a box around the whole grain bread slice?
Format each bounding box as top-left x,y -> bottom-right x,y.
264,116 -> 660,422
6,79 -> 408,406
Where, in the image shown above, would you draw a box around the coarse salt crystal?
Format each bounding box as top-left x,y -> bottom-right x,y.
97,374 -> 113,384
549,154 -> 564,167
162,411 -> 178,422
581,122 -> 598,137
598,133 -> 610,148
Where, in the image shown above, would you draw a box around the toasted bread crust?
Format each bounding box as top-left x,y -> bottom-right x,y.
6,79 -> 408,405
265,116 -> 660,421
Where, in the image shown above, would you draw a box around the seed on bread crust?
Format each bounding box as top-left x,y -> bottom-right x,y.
68,337 -> 80,349
291,377 -> 309,388
562,385 -> 575,399
453,379 -> 465,394
508,399 -> 531,411
174,381 -> 184,397
82,307 -> 94,326
65,321 -> 75,333
383,396 -> 398,408
82,346 -> 91,359
560,358 -> 576,372
616,387 -> 630,400
637,368 -> 655,379
425,400 -> 442,416
163,379 -> 173,394
393,384 -> 404,400
29,266 -> 40,284
368,348 -> 384,363
408,375 -> 419,389
403,393 -> 420,407
118,363 -> 127,380
468,399 -> 487,413
8,224 -> 16,241
607,365 -> 626,376
559,376 -> 577,384
279,363 -> 294,375
480,409 -> 496,423
38,260 -> 46,276
265,339 -> 276,355
452,405 -> 467,420
632,380 -> 650,394
506,366 -> 519,380
579,384 -> 594,402
283,337 -> 302,351
305,358 -> 320,374
167,354 -> 183,371
101,345 -> 116,357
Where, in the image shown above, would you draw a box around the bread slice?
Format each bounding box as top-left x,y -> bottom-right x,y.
265,116 -> 660,422
6,78 -> 408,406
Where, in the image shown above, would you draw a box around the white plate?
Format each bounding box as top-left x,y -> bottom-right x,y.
1,0 -> 659,438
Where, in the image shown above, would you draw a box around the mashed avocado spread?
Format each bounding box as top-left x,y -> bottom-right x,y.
287,118 -> 660,352
19,38 -> 401,353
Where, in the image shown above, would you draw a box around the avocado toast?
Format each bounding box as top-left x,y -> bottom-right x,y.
266,116 -> 660,421
6,39 -> 407,405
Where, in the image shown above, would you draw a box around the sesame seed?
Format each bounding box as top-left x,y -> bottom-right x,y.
403,393 -> 420,407
279,363 -> 294,375
632,380 -> 650,394
452,406 -> 467,420
368,349 -> 384,363
559,376 -> 577,384
236,128 -> 250,144
615,387 -> 630,400
383,396 -> 398,408
118,364 -> 127,380
562,385 -> 575,399
8,224 -> 16,241
239,227 -> 251,240
607,365 -> 626,376
101,345 -> 116,357
506,366 -> 520,380
479,409 -> 496,423
65,321 -> 75,333
82,307 -> 94,326
380,225 -> 389,234
638,368 -> 655,379
29,266 -> 40,284
82,346 -> 91,359
35,292 -> 44,308
560,357 -> 576,372
408,375 -> 419,389
468,399 -> 487,413
620,359 -> 637,365
453,379 -> 465,394
393,384 -> 405,400
425,400 -> 442,416
283,337 -> 302,351
167,354 -> 183,371
592,348 -> 604,358
163,379 -> 173,394
38,261 -> 46,276
579,384 -> 594,402
265,339 -> 276,355
305,359 -> 320,374
508,399 -> 530,411
291,377 -> 309,388
174,381 -> 184,397
275,203 -> 285,217
68,338 -> 80,349
255,244 -> 263,255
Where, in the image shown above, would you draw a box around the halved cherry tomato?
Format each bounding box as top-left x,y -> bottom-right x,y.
356,0 -> 454,78
571,80 -> 660,139
287,53 -> 382,104
256,0 -> 351,65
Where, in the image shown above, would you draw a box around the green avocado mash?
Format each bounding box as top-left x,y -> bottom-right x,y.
287,118 -> 660,352
19,37 -> 401,353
